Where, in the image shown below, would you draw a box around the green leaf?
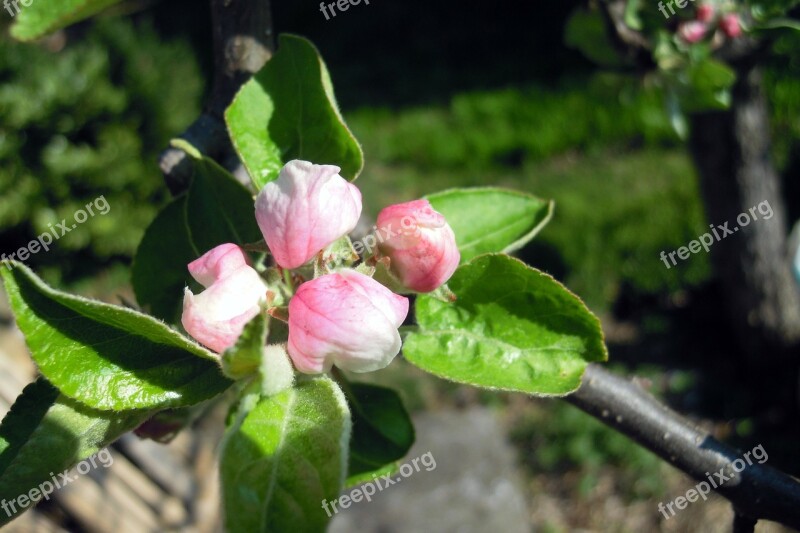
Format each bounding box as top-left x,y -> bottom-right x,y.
672,58 -> 737,113
752,16 -> 800,32
220,376 -> 351,533
654,30 -> 683,71
219,314 -> 296,398
225,34 -> 364,190
131,196 -> 196,323
404,254 -> 608,396
183,141 -> 263,254
564,8 -> 628,67
1,262 -> 232,411
132,143 -> 262,322
0,380 -> 59,478
690,57 -> 736,91
344,462 -> 400,488
426,188 -> 554,263
750,1 -> 800,21
10,0 -> 122,41
624,0 -> 643,30
0,379 -> 151,526
667,89 -> 689,140
339,380 -> 414,487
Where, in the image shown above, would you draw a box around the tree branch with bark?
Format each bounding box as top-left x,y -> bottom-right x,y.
568,365 -> 800,530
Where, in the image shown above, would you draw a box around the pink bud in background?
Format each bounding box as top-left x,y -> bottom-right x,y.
255,160 -> 362,269
696,4 -> 715,22
182,244 -> 267,353
376,199 -> 460,293
287,270 -> 409,374
720,13 -> 742,38
678,21 -> 707,43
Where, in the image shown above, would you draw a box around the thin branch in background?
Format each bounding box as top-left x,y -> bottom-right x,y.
159,0 -> 275,195
596,0 -> 654,69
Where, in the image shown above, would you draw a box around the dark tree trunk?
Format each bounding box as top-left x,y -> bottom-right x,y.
688,66 -> 800,365
208,0 -> 275,118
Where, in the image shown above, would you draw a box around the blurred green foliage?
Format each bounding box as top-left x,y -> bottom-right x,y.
0,18 -> 202,283
749,0 -> 800,18
347,77 -> 709,312
524,150 -> 709,308
349,75 -> 678,173
509,399 -> 667,500
509,365 -> 705,501
765,31 -> 800,170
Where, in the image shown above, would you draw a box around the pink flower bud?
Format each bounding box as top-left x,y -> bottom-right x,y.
696,4 -> 714,22
678,21 -> 707,43
182,244 -> 267,353
376,199 -> 460,293
287,270 -> 409,374
255,160 -> 362,269
187,243 -> 251,287
720,13 -> 742,38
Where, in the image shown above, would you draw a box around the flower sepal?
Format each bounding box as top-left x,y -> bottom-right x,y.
221,313 -> 269,380
427,283 -> 458,303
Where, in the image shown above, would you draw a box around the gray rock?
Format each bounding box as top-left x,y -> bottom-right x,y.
329,407 -> 531,533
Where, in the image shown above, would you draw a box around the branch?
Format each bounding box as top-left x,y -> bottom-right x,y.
566,364 -> 800,529
159,0 -> 275,195
597,0 -> 654,69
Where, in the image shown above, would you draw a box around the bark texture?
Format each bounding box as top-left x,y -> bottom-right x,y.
568,365 -> 800,529
689,66 -> 800,363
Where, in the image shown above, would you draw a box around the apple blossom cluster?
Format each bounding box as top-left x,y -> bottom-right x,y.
671,3 -> 743,44
181,160 -> 460,374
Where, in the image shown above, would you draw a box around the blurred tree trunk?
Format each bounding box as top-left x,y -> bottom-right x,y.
689,66 -> 800,365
